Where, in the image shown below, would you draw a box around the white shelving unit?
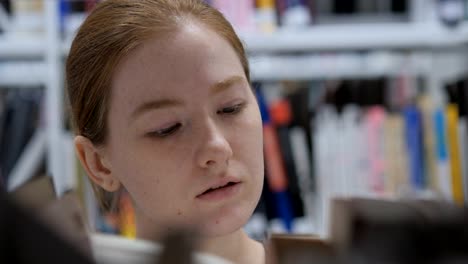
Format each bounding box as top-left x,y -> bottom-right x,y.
61,21 -> 468,57
250,52 -> 427,81
0,62 -> 47,86
0,35 -> 45,58
249,49 -> 468,82
45,0 -> 67,196
3,0 -> 468,202
1,0 -> 68,196
241,21 -> 468,52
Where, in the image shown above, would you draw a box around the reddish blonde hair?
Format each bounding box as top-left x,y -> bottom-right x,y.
66,0 -> 250,210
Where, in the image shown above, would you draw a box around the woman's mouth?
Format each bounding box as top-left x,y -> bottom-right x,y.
196,181 -> 241,201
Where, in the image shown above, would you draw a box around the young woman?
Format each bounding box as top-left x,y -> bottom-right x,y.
67,0 -> 265,262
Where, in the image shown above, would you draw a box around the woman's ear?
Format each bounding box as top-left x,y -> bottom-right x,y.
74,135 -> 121,192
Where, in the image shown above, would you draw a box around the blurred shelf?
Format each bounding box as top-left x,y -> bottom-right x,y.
62,36 -> 73,56
250,49 -> 468,81
249,52 -> 431,81
12,22 -> 468,83
434,49 -> 468,83
0,62 -> 47,86
241,22 -> 468,52
62,22 -> 468,56
6,28 -> 468,84
7,129 -> 47,192
0,35 -> 46,59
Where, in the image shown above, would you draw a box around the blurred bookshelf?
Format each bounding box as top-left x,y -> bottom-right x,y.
2,0 -> 468,241
241,22 -> 468,52
0,35 -> 45,58
0,62 -> 47,86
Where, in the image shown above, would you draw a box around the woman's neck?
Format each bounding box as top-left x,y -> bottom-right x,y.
136,224 -> 264,263
134,209 -> 264,263
198,229 -> 264,263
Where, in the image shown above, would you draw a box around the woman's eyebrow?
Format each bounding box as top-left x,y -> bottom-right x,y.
131,98 -> 183,119
210,75 -> 245,95
131,76 -> 245,119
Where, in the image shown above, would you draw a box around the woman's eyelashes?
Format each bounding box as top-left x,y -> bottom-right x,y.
148,123 -> 182,138
147,103 -> 246,139
217,102 -> 245,115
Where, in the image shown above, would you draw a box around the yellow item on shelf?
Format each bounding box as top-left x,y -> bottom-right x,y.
119,191 -> 136,239
418,95 -> 438,192
257,0 -> 275,8
255,0 -> 277,33
446,104 -> 464,205
383,114 -> 408,196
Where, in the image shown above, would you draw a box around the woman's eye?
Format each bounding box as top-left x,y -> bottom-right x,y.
148,123 -> 181,138
218,103 -> 245,115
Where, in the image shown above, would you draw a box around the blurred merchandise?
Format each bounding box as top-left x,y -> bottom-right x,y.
211,0 -> 256,32
255,0 -> 277,33
2,1 -> 468,262
438,0 -> 465,27
330,198 -> 468,264
0,88 -> 43,186
243,78 -> 468,238
9,0 -> 44,34
280,0 -> 311,29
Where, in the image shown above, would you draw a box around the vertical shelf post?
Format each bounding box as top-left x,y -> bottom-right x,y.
45,0 -> 65,196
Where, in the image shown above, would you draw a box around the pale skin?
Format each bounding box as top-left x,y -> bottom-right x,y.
75,20 -> 265,263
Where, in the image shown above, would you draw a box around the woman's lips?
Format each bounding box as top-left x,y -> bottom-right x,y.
196,182 -> 242,201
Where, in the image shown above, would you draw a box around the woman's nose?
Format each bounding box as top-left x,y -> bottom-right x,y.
195,120 -> 233,169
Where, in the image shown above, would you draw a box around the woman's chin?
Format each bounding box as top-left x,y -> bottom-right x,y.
196,208 -> 253,237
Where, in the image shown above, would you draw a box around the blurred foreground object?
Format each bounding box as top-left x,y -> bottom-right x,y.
266,234 -> 336,263
330,198 -> 468,264
1,175 -> 233,263
90,231 -> 233,264
268,198 -> 468,264
3,177 -> 467,263
11,175 -> 92,256
0,181 -> 93,263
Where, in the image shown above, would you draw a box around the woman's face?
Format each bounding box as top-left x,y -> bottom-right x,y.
104,22 -> 264,237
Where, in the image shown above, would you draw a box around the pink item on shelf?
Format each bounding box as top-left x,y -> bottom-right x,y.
365,106 -> 387,196
211,0 -> 255,32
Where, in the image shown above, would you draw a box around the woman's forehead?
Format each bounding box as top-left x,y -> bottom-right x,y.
111,24 -> 244,100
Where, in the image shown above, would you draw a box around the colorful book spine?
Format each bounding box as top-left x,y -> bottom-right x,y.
256,87 -> 294,232
418,95 -> 438,193
212,0 -> 256,31
404,105 -> 425,191
457,117 -> 468,204
383,114 -> 408,197
434,108 -> 452,200
342,105 -> 368,197
256,0 -> 277,32
446,104 -> 465,205
337,106 -> 350,197
270,99 -> 305,218
289,126 -> 314,223
59,0 -> 71,35
313,105 -> 341,237
365,106 -> 387,196
85,0 -> 99,12
119,191 -> 136,238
